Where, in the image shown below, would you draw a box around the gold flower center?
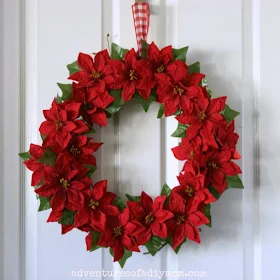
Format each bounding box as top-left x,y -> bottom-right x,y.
173,85 -> 184,96
176,215 -> 186,225
70,145 -> 80,157
145,213 -> 154,225
55,121 -> 63,130
89,199 -> 99,209
208,161 -> 218,169
129,70 -> 137,81
113,226 -> 122,237
198,110 -> 206,121
185,185 -> 194,197
60,178 -> 70,189
189,151 -> 194,160
92,71 -> 102,80
157,65 -> 165,73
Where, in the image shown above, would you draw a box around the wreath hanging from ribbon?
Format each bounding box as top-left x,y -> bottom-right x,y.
19,1 -> 243,267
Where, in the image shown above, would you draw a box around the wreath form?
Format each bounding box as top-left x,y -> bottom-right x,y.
20,41 -> 243,267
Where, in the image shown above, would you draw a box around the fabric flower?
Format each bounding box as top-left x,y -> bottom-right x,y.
97,208 -> 140,262
109,49 -> 154,101
35,155 -> 91,211
167,192 -> 209,250
155,60 -> 205,116
127,192 -> 173,245
204,147 -> 242,194
39,99 -> 88,149
23,144 -> 44,186
74,180 -> 120,232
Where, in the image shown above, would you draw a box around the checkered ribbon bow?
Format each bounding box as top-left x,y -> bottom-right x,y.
132,2 -> 150,55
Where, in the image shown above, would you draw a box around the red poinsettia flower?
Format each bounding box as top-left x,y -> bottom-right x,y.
96,208 -> 140,262
155,60 -> 205,116
72,82 -> 113,127
39,99 -> 89,149
204,147 -> 242,194
176,96 -> 227,148
23,144 -> 44,186
173,163 -> 216,204
110,49 -> 154,102
215,120 -> 241,159
146,42 -> 173,74
127,192 -> 173,245
74,180 -> 120,232
35,155 -> 91,211
167,192 -> 209,250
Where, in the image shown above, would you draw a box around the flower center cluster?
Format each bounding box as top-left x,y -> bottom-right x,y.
92,71 -> 102,80
60,178 -> 70,189
55,120 -> 63,130
157,65 -> 165,73
129,70 -> 137,81
208,161 -> 218,169
70,145 -> 80,156
84,102 -> 93,111
185,185 -> 194,197
189,151 -> 195,160
198,110 -> 206,121
173,85 -> 184,96
113,226 -> 122,237
89,199 -> 99,209
176,215 -> 186,225
145,213 -> 154,225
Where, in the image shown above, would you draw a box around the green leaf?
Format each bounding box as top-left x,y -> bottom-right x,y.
84,165 -> 97,177
201,78 -> 215,98
145,236 -> 167,256
56,94 -> 63,104
58,209 -> 76,225
171,123 -> 188,138
134,90 -> 156,112
57,83 -> 72,101
226,175 -> 244,189
67,61 -> 81,75
160,183 -> 171,196
188,61 -> 200,75
19,151 -> 31,161
172,46 -> 189,62
105,89 -> 124,115
111,43 -> 128,60
37,148 -> 57,166
113,197 -> 126,211
83,127 -> 96,135
204,204 -> 212,227
125,194 -> 140,202
90,231 -> 101,252
38,196 -> 51,212
157,104 -> 164,118
221,104 -> 240,123
110,248 -> 132,268
141,40 -> 150,58
208,185 -> 221,200
41,134 -> 46,141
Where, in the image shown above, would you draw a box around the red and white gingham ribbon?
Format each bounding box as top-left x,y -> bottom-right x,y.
132,2 -> 150,55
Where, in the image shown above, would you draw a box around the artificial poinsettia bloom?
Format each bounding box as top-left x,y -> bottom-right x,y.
176,96 -> 227,147
109,49 -> 154,101
23,144 -> 44,186
127,192 -> 173,245
74,180 -> 120,232
35,155 -> 92,211
173,163 -> 216,204
39,99 -> 88,149
155,60 -> 205,116
204,147 -> 242,194
215,120 -> 241,159
72,82 -> 113,127
97,208 -> 140,262
146,42 -> 173,74
167,192 -> 209,250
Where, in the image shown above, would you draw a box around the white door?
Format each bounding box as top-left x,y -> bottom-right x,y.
1,0 -> 279,279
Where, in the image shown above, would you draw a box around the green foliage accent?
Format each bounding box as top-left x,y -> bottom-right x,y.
67,61 -> 80,75
160,183 -> 171,196
109,248 -> 132,268
157,104 -> 164,118
38,196 -> 51,212
125,194 -> 140,202
111,43 -> 128,60
58,209 -> 76,225
57,83 -> 72,101
90,231 -> 101,252
226,175 -> 244,189
37,148 -> 57,166
145,236 -> 167,256
141,40 -> 150,58
188,61 -> 200,75
84,165 -> 97,177
201,78 -> 215,98
221,105 -> 240,123
83,127 -> 96,135
105,89 -> 124,115
172,46 -> 189,62
204,204 -> 212,227
208,185 -> 221,200
19,151 -> 31,161
134,91 -> 156,112
41,134 -> 46,141
171,123 -> 188,138
56,94 -> 63,104
113,197 -> 126,211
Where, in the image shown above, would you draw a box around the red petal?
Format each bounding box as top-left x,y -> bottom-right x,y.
150,220 -> 167,238
86,232 -> 93,251
122,81 -> 135,102
72,120 -> 89,134
47,210 -> 63,222
122,234 -> 140,252
50,188 -> 66,211
66,102 -> 81,120
39,121 -> 55,135
90,110 -> 107,127
172,224 -> 185,250
78,52 -> 94,73
74,208 -> 91,228
92,180 -> 107,200
30,144 -> 43,159
140,192 -> 153,213
208,96 -> 227,113
112,239 -> 124,262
